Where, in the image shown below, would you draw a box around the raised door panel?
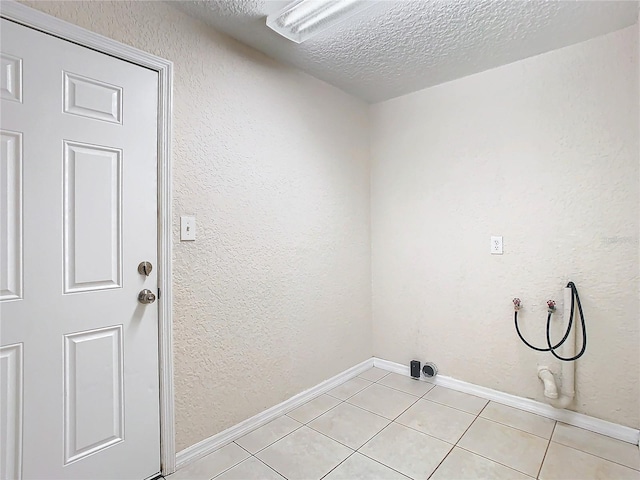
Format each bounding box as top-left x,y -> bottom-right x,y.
63,72 -> 122,124
0,130 -> 23,302
0,53 -> 22,103
64,326 -> 124,465
0,343 -> 23,480
63,141 -> 122,294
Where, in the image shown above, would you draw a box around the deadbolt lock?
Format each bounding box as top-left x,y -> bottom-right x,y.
138,289 -> 156,304
138,261 -> 153,276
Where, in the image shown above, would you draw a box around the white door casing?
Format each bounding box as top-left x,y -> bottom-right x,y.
0,17 -> 162,479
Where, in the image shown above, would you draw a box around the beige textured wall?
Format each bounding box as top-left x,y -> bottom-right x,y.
20,1 -> 372,450
371,25 -> 639,428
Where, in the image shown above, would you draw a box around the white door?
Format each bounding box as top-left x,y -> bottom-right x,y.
0,18 -> 160,480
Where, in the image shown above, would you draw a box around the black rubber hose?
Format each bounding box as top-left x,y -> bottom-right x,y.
546,282 -> 587,361
514,281 -> 586,361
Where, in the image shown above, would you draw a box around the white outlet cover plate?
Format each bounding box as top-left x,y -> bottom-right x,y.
491,235 -> 503,254
181,216 -> 196,241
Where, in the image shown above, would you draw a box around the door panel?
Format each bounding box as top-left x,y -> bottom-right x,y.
63,326 -> 124,465
0,18 -> 160,480
0,53 -> 22,103
62,72 -> 122,124
63,140 -> 122,293
0,343 -> 22,480
0,130 -> 22,301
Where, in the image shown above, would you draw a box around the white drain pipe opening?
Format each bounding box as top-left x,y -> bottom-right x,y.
537,286 -> 575,408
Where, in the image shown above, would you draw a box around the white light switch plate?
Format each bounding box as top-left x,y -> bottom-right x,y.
181,216 -> 196,241
491,236 -> 503,255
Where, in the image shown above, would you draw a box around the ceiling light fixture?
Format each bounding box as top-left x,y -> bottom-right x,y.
266,0 -> 374,44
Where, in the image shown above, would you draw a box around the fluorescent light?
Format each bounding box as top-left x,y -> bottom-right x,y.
266,0 -> 374,44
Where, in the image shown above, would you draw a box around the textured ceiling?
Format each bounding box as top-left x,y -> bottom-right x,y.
172,1 -> 639,103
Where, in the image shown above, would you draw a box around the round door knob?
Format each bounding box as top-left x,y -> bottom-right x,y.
138,289 -> 156,304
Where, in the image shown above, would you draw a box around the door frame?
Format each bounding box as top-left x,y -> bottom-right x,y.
0,1 -> 177,475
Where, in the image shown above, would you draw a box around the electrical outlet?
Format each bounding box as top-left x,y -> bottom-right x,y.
491,236 -> 503,255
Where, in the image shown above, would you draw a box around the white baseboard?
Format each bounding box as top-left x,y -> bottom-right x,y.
373,357 -> 640,446
176,355 -> 638,472
175,358 -> 374,469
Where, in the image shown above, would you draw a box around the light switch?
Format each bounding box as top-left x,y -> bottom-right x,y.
491,236 -> 503,255
180,216 -> 196,241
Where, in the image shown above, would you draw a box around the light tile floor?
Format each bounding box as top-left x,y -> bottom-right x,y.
171,367 -> 640,480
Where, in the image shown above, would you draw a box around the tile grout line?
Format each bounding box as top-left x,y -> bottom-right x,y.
422,386 -> 489,415
374,379 -> 437,397
536,421 -> 557,479
453,444 -> 538,479
304,420 -> 364,451
318,450 -> 358,480
235,421 -> 307,457
311,399 -> 393,426
424,400 -> 491,479
251,452 -> 289,479
326,379 -> 373,402
478,416 -> 556,440
354,449 -> 414,479
343,399 -> 420,422
551,424 -> 640,471
452,402 -> 544,479
287,396 -> 345,425
207,444 -> 250,480
546,438 -> 640,473
353,422 -> 416,479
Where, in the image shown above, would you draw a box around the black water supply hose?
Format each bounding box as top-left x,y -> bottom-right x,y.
513,282 -> 587,361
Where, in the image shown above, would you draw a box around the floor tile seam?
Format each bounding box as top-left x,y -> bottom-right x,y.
233,442 -> 253,457
342,396 -> 418,421
235,422 -> 307,456
452,444 -> 537,479
486,401 -> 561,422
353,421 -> 395,455
359,382 -> 422,402
536,421 -> 556,479
413,397 -> 479,419
390,419 -> 460,446
374,381 -> 435,398
450,404 -> 483,449
307,410 -> 393,452
476,414 -> 556,441
456,408 -> 548,478
418,383 -> 437,396
546,439 -> 640,472
310,397 -> 392,426
359,371 -> 391,383
352,449 -> 416,479
286,398 -> 345,425
445,403 -> 519,475
550,425 -> 640,461
282,388 -> 345,417
318,450 -> 359,480
466,412 -> 555,444
304,420 -> 369,451
326,381 -> 373,401
250,452 -> 289,480
388,391 -> 424,422
208,448 -> 250,480
424,440 -> 456,480
421,395 -> 488,416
